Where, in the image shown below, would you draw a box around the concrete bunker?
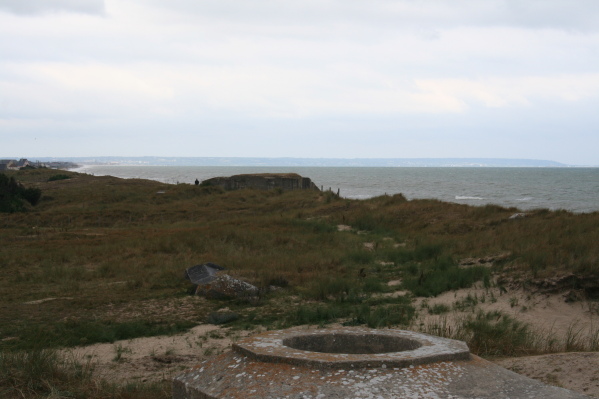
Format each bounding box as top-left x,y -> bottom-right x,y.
173,327 -> 591,398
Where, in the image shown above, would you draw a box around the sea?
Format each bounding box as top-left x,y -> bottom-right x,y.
74,166 -> 599,214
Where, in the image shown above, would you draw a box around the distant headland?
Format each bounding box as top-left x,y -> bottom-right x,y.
0,158 -> 78,171
10,157 -> 573,167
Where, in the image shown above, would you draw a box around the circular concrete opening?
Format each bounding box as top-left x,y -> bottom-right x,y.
232,327 -> 471,369
283,333 -> 422,354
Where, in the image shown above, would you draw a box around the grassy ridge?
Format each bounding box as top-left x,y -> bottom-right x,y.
1,168 -> 598,397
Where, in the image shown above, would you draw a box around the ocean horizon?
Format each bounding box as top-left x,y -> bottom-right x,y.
73,165 -> 599,214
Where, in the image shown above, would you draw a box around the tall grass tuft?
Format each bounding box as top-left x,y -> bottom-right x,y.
402,259 -> 490,297
0,349 -> 92,398
0,348 -> 170,398
424,311 -> 542,357
422,310 -> 599,357
464,311 -> 536,356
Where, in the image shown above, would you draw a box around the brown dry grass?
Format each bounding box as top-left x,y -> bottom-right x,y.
1,168 -> 598,398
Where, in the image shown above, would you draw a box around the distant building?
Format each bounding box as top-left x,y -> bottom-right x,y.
0,159 -> 30,170
15,159 -> 30,168
0,160 -> 16,170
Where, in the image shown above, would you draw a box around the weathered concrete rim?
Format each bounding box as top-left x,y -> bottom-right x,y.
232,327 -> 470,369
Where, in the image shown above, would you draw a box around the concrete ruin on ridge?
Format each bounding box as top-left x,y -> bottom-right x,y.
201,173 -> 319,191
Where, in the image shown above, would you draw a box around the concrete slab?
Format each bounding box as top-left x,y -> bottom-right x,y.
173,327 -> 592,399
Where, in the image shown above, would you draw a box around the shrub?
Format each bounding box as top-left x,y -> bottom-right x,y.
48,174 -> 71,181
402,258 -> 490,297
464,311 -> 536,356
21,187 -> 42,206
425,311 -> 545,357
0,174 -> 42,212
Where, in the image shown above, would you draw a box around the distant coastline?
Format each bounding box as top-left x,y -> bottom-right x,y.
7,156 -> 585,168
69,164 -> 599,213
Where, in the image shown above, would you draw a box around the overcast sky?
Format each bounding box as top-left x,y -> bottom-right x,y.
1,0 -> 598,165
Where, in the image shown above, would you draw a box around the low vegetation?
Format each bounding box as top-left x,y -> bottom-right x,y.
47,174 -> 71,182
0,168 -> 597,398
0,173 -> 42,213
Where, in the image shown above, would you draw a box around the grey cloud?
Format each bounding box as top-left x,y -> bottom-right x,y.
501,0 -> 599,31
143,0 -> 599,32
0,0 -> 105,15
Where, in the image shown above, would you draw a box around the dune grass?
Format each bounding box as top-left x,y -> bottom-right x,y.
1,168 -> 598,397
0,347 -> 169,399
423,310 -> 599,358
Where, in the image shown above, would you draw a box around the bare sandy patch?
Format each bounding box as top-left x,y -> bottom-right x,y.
414,283 -> 598,340
363,242 -> 375,250
410,284 -> 599,397
60,324 -> 259,384
337,224 -> 352,231
493,352 -> 599,398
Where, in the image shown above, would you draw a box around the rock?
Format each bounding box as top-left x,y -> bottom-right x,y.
197,274 -> 259,300
363,242 -> 376,251
185,263 -> 225,285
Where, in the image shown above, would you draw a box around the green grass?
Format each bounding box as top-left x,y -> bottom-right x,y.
282,300 -> 415,329
402,262 -> 491,297
424,310 -> 599,358
424,311 -> 544,357
2,319 -> 196,351
48,174 -> 71,182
